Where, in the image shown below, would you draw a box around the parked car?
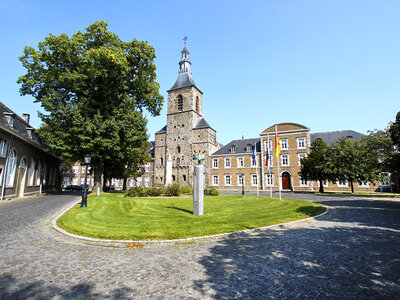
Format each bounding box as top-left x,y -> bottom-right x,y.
80,184 -> 90,191
105,185 -> 115,191
65,185 -> 82,191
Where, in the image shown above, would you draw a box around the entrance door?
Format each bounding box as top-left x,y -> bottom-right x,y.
281,172 -> 291,190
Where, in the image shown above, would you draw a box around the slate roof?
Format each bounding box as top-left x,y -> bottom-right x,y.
211,138 -> 261,156
311,130 -> 364,145
0,102 -> 48,150
168,72 -> 197,92
147,141 -> 155,158
155,125 -> 167,135
193,118 -> 213,130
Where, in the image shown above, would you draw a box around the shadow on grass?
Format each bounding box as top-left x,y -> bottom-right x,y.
166,206 -> 193,214
296,205 -> 326,217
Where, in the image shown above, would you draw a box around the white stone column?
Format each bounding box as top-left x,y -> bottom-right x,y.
193,164 -> 204,215
165,154 -> 172,186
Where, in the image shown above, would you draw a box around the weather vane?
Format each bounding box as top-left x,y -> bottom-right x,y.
183,35 -> 189,45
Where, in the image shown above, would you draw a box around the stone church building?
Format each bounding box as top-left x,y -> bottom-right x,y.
153,42 -> 220,187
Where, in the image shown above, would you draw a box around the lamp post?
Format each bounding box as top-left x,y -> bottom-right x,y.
81,154 -> 91,207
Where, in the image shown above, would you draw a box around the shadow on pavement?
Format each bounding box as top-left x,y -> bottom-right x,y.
193,197 -> 400,298
0,273 -> 137,299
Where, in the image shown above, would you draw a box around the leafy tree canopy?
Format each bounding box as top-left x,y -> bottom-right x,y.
299,139 -> 335,192
389,111 -> 400,148
18,21 -> 163,185
330,137 -> 380,193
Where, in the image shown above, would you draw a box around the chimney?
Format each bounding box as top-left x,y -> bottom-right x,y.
22,113 -> 30,124
242,133 -> 245,140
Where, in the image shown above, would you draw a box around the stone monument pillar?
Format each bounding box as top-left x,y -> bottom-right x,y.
165,154 -> 172,186
193,164 -> 204,215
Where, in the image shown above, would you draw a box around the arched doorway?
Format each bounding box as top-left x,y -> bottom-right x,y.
17,157 -> 27,197
281,172 -> 291,190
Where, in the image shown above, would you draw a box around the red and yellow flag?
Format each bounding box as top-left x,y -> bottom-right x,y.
275,125 -> 280,158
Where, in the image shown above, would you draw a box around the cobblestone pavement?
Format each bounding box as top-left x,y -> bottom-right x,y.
1,193 -> 400,299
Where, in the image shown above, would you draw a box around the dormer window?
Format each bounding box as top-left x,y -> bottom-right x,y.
230,145 -> 237,153
4,112 -> 14,128
246,144 -> 253,152
26,127 -> 34,139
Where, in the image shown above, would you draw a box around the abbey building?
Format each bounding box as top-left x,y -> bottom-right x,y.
153,42 -> 220,186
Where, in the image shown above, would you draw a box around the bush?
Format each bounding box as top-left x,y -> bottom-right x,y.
204,187 -> 219,196
165,183 -> 180,196
147,187 -> 162,196
126,186 -> 148,197
180,185 -> 193,195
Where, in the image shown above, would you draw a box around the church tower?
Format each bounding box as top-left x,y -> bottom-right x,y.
154,39 -> 219,186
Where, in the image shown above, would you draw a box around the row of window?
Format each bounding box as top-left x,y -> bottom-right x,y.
211,174 -> 371,188
263,137 -> 306,151
212,174 -> 260,187
2,149 -> 56,188
212,153 -> 307,169
176,95 -> 200,112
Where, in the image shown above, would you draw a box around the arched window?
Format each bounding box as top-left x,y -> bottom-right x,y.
177,95 -> 183,111
6,149 -> 17,187
195,96 -> 199,112
160,157 -> 164,165
20,157 -> 27,168
28,158 -> 35,186
36,161 -> 42,186
177,146 -> 181,153
43,163 -> 47,185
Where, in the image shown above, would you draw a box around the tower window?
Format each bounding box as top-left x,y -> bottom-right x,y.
177,146 -> 181,153
196,96 -> 199,112
177,95 -> 183,111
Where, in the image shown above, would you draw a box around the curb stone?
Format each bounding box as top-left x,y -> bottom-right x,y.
51,197 -> 330,247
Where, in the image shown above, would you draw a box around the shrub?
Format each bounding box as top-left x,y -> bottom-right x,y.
180,185 -> 193,195
126,186 -> 148,197
165,183 -> 180,196
204,187 -> 219,196
147,187 -> 162,196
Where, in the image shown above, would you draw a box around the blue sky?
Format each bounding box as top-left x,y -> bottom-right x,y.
0,0 -> 399,145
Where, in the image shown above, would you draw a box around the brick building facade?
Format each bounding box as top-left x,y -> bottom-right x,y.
0,102 -> 60,200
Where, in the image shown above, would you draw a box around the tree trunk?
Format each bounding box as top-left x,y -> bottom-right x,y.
350,180 -> 354,193
93,166 -> 102,195
319,179 -> 324,193
123,177 -> 127,191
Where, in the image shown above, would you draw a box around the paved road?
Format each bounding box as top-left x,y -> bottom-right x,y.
0,193 -> 399,299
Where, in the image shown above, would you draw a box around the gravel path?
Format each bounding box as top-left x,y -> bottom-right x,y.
0,193 -> 399,299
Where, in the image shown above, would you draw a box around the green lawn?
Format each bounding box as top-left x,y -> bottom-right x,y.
57,194 -> 325,240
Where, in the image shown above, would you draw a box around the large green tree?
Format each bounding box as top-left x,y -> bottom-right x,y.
18,21 -> 163,188
330,137 -> 380,193
389,112 -> 400,147
299,139 -> 335,193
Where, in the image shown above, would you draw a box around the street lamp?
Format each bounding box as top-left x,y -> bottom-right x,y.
81,154 -> 91,207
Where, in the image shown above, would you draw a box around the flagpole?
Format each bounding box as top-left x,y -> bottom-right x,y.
268,134 -> 272,199
256,142 -> 259,196
275,125 -> 282,201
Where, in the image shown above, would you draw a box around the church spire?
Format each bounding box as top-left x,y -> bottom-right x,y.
179,36 -> 192,75
168,36 -> 197,91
